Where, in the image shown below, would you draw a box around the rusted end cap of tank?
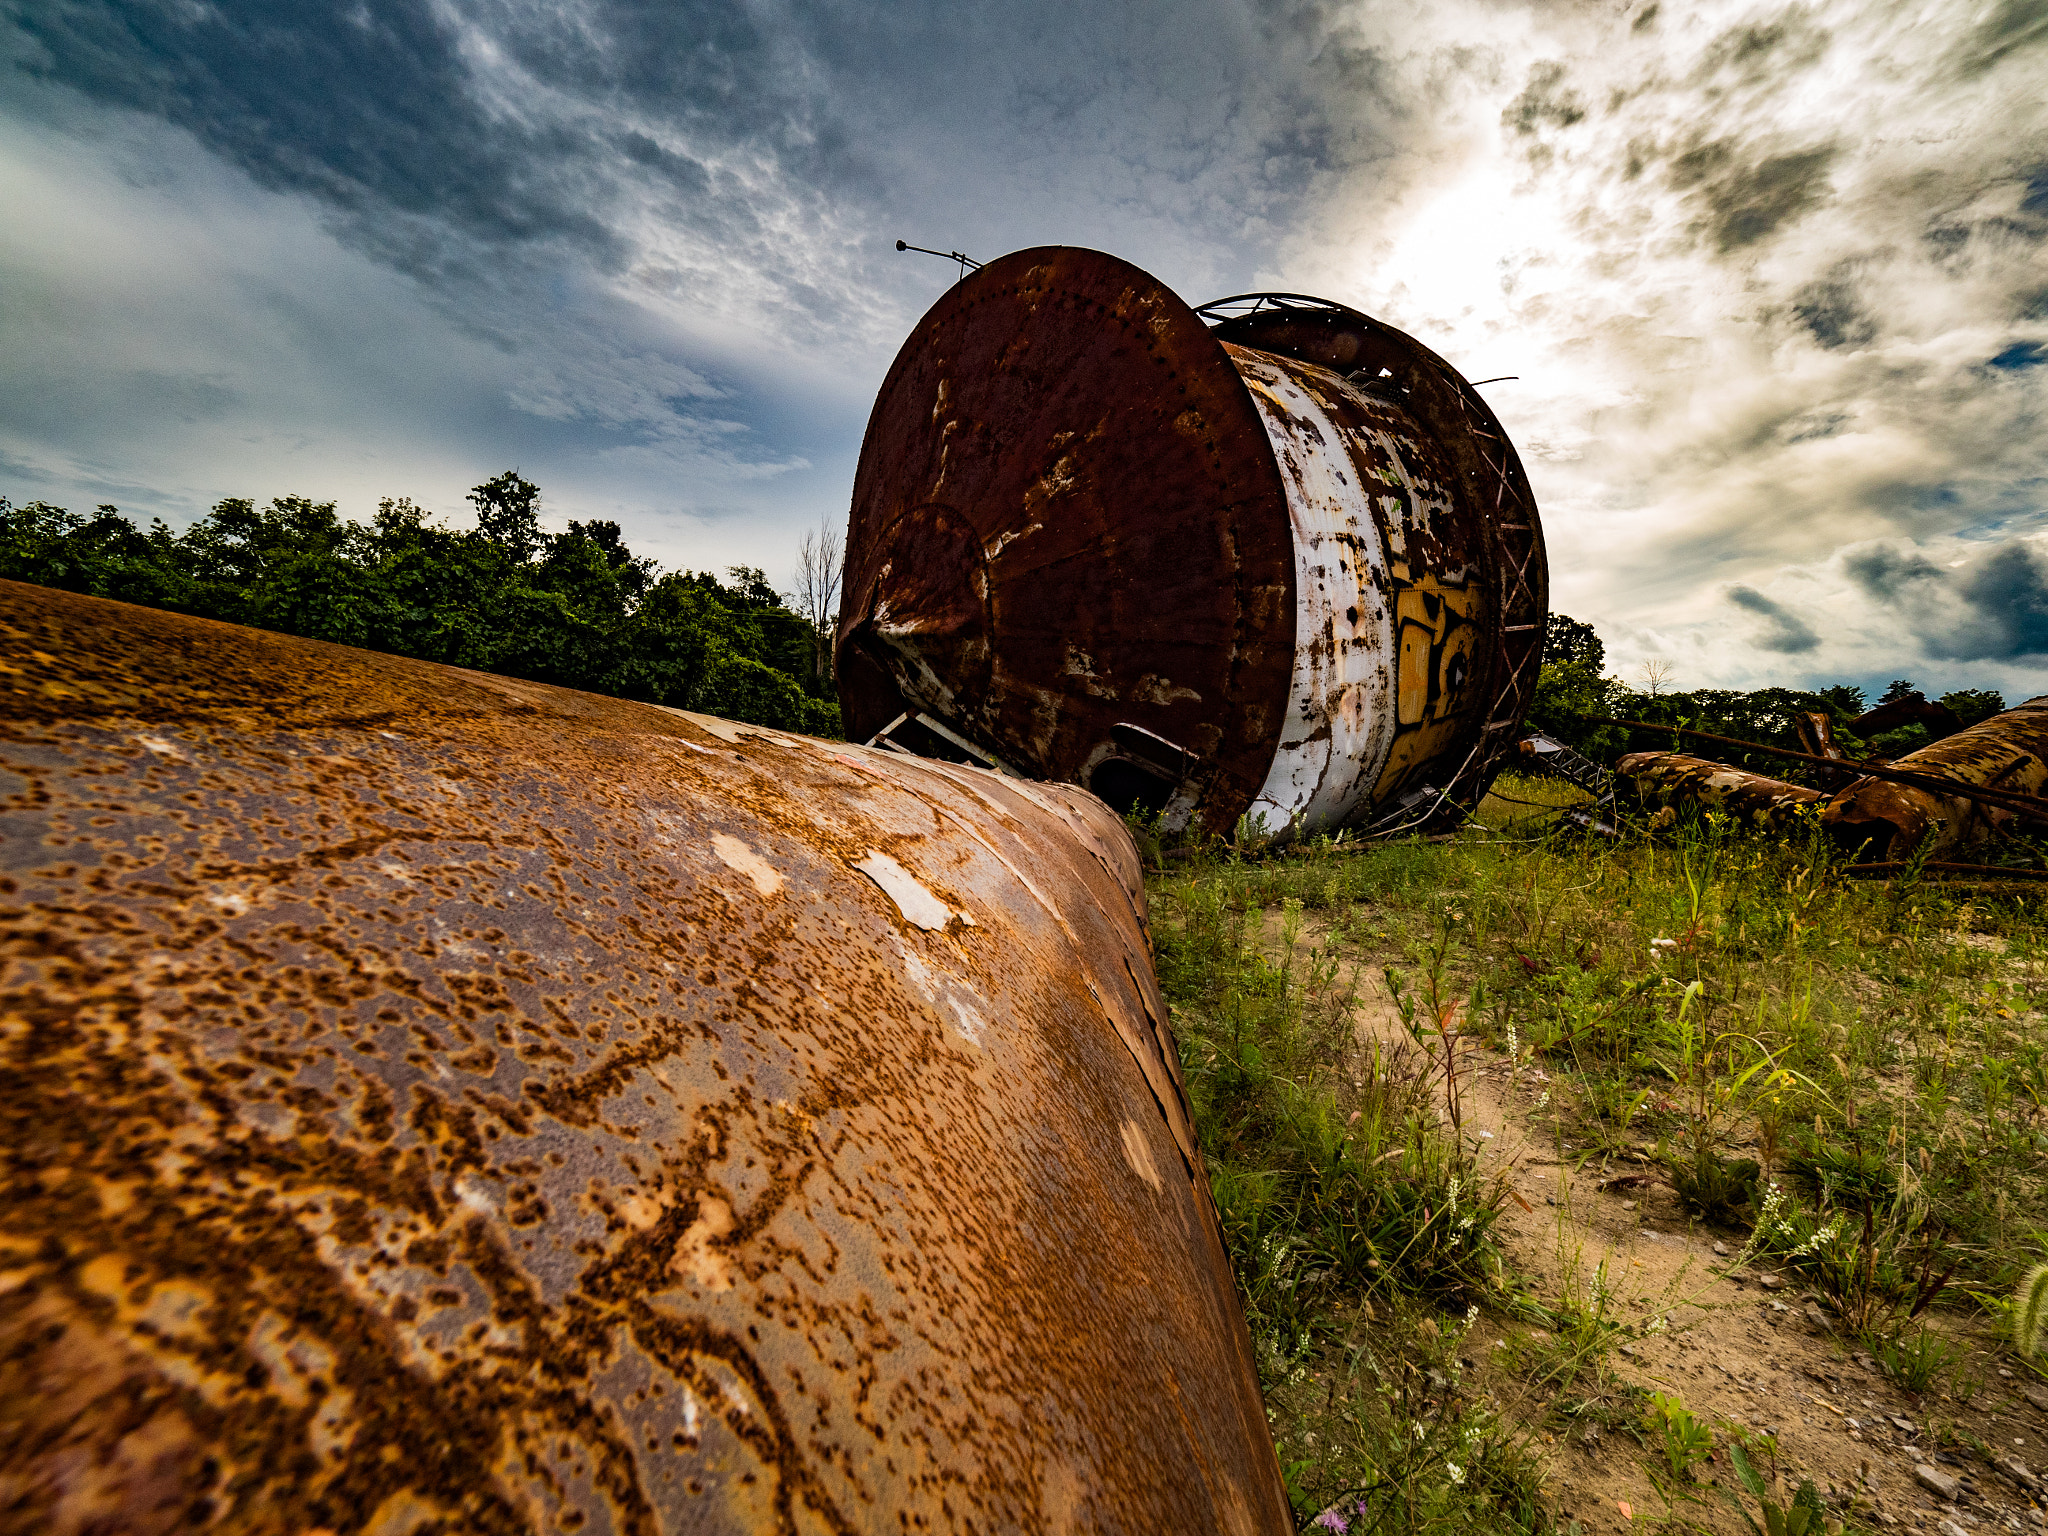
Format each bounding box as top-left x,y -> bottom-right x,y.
837,246 -> 1297,834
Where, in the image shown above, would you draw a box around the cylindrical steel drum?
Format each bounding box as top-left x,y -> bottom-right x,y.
838,247 -> 1546,839
0,581 -> 1289,1535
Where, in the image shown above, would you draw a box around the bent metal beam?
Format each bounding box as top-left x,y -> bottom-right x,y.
0,581 -> 1290,1535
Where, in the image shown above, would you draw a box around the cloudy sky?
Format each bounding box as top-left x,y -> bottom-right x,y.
4,0 -> 2045,699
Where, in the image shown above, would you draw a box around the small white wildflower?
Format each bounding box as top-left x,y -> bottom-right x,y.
1786,1218 -> 1843,1259
1465,1304 -> 1479,1326
1446,1462 -> 1465,1485
1535,1090 -> 1550,1109
1414,1422 -> 1428,1441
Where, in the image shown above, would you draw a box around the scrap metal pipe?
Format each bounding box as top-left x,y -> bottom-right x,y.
837,247 -> 1546,841
1618,751 -> 1825,828
0,582 -> 1290,1535
1823,694 -> 2048,859
1588,715 -> 2048,825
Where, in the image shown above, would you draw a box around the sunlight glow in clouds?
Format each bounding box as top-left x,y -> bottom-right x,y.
1282,0 -> 2048,694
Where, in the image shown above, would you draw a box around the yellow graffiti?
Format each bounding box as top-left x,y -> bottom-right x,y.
1374,574 -> 1487,800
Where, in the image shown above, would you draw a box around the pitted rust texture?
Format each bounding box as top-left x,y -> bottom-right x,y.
1822,694 -> 2048,859
837,246 -> 1300,837
0,581 -> 1289,1536
1618,752 -> 1825,829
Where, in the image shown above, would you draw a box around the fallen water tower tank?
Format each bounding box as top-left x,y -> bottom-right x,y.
837,246 -> 1548,838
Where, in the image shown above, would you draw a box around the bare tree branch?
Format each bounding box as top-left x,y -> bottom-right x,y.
793,518 -> 844,682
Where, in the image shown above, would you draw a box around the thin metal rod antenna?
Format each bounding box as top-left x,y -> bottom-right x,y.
1470,376 -> 1519,386
895,239 -> 982,283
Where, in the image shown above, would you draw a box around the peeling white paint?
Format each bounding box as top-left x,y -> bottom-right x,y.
985,521 -> 1041,560
902,947 -> 989,1047
671,1196 -> 736,1292
711,833 -> 783,897
1131,673 -> 1201,705
1236,355 -> 1400,834
661,708 -> 761,746
1120,1119 -> 1163,1191
854,849 -> 956,930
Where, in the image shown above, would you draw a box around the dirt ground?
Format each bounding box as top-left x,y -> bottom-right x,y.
1329,919 -> 2048,1535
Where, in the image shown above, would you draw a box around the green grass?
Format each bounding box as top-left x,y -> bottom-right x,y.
1145,774 -> 2048,1531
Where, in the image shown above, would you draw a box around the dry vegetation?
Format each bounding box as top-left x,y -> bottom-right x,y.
1145,777 -> 2048,1535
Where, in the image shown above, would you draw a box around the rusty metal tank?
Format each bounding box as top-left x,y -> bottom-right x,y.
837,246 -> 1547,839
1823,694 -> 2048,858
0,581 -> 1290,1535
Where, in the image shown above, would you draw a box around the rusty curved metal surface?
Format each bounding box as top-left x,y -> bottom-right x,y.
1618,751 -> 1824,828
1823,694 -> 2048,859
838,247 -> 1546,840
0,581 -> 1290,1535
1227,348 -> 1497,830
1200,296 -> 1548,831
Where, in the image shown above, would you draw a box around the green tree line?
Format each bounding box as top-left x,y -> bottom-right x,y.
1529,613 -> 2006,773
0,472 -> 840,737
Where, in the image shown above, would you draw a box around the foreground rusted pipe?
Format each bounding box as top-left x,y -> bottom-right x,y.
1618,751 -> 1824,828
837,248 -> 1546,841
1823,695 -> 2048,859
0,582 -> 1290,1535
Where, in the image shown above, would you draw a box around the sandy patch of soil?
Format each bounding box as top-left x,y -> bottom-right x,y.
1296,912 -> 2048,1533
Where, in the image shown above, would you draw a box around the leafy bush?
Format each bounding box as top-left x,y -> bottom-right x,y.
1645,1391 -> 1715,1482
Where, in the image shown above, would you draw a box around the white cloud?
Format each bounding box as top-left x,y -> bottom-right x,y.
3,0 -> 2044,665
1269,0 -> 2048,689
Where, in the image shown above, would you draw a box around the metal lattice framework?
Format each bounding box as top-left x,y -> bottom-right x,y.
1194,292 -> 1550,832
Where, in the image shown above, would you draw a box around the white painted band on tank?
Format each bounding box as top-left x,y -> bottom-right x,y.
1232,353 -> 1400,835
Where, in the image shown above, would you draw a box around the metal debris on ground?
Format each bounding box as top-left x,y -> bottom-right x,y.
1823,694 -> 2048,859
1617,751 -> 1825,829
1514,731 -> 1620,834
1588,713 -> 2048,838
